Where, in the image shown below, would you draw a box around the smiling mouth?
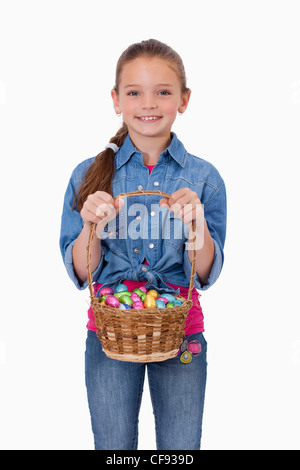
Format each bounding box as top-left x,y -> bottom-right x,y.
136,116 -> 162,122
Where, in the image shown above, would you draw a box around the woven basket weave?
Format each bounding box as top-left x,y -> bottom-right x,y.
87,190 -> 197,363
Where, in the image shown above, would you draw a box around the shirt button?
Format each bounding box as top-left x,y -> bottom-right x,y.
149,243 -> 154,249
150,211 -> 156,217
142,266 -> 147,272
136,216 -> 142,221
153,182 -> 159,187
134,248 -> 140,254
138,185 -> 143,190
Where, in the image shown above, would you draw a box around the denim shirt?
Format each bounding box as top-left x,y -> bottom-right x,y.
59,133 -> 227,295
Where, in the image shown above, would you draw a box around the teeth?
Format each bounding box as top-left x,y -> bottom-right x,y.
139,116 -> 159,121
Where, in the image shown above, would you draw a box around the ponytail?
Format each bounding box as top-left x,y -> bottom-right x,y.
73,122 -> 128,211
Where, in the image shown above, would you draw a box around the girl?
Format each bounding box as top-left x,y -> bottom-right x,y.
60,39 -> 226,450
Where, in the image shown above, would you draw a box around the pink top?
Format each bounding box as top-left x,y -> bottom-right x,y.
86,164 -> 204,337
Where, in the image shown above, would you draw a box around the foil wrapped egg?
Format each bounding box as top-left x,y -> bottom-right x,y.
98,287 -> 114,297
105,295 -> 120,308
144,294 -> 156,308
115,283 -> 128,293
155,300 -> 166,309
156,297 -> 169,305
132,301 -> 145,309
161,293 -> 176,303
131,293 -> 141,303
132,289 -> 146,302
119,294 -> 133,306
147,289 -> 159,299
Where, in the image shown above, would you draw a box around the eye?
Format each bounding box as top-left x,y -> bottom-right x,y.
128,91 -> 139,96
158,90 -> 171,96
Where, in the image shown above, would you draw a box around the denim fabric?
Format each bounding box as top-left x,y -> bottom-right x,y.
59,132 -> 226,294
85,330 -> 207,450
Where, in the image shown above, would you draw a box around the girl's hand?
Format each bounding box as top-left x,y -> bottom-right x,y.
159,188 -> 204,228
80,191 -> 124,228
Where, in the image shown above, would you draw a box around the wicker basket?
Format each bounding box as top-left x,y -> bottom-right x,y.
87,190 -> 196,363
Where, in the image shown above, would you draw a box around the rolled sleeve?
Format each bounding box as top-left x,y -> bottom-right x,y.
64,238 -> 105,290
183,238 -> 224,291
183,181 -> 227,291
59,159 -> 105,290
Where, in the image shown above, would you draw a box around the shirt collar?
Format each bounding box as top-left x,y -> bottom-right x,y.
114,132 -> 187,170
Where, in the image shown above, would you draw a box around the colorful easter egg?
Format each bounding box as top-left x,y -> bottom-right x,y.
132,301 -> 145,309
98,287 -> 114,297
114,292 -> 128,299
119,295 -> 133,306
144,294 -> 156,308
173,299 -> 183,306
147,289 -> 159,299
100,294 -> 110,302
123,304 -> 132,309
166,302 -> 175,308
105,295 -> 120,308
133,288 -> 143,296
115,283 -> 128,293
156,297 -> 169,305
133,289 -> 146,301
118,303 -> 127,310
139,286 -> 147,293
155,300 -> 166,309
161,293 -> 176,303
131,293 -> 141,302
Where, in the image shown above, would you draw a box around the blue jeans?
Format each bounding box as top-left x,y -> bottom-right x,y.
85,330 -> 207,450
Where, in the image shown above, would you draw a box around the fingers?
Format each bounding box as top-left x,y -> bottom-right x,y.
81,191 -> 120,226
159,189 -> 202,225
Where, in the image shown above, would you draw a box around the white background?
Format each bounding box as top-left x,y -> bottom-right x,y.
0,0 -> 299,450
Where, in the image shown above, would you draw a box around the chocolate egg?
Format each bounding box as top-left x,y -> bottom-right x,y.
156,297 -> 169,305
98,287 -> 114,297
114,292 -> 127,299
100,294 -> 110,302
131,293 -> 141,302
161,293 -> 176,303
139,286 -> 147,293
132,289 -> 146,302
132,301 -> 145,309
115,283 -> 128,293
155,300 -> 166,309
173,299 -> 183,306
144,294 -> 156,308
105,295 -> 120,308
119,294 -> 133,306
166,302 -> 175,308
147,289 -> 159,299
133,288 -> 144,297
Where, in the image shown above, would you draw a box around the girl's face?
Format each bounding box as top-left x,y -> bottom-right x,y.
111,57 -> 191,144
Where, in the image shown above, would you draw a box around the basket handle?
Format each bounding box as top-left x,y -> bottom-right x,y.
87,190 -> 197,302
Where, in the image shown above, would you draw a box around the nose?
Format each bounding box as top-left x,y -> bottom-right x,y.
141,93 -> 158,110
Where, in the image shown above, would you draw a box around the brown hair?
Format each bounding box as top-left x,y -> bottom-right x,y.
73,39 -> 189,211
